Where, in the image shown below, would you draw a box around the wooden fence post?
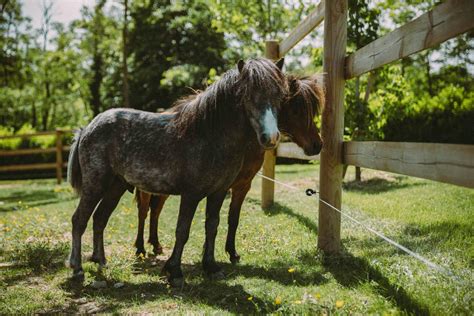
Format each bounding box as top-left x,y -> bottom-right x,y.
318,0 -> 347,253
55,129 -> 63,184
261,40 -> 280,209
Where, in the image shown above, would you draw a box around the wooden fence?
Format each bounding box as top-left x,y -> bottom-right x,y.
261,0 -> 474,253
0,129 -> 73,184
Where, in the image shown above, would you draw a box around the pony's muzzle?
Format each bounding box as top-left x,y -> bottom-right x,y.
304,140 -> 323,156
260,131 -> 281,149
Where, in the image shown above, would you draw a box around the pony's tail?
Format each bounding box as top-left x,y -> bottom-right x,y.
67,128 -> 83,196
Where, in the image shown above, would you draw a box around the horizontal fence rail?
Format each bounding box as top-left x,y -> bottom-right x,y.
261,0 -> 474,254
279,1 -> 325,56
343,141 -> 474,188
0,129 -> 73,183
276,142 -> 320,160
345,0 -> 474,79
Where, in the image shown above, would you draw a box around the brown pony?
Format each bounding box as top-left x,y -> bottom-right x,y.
134,74 -> 325,263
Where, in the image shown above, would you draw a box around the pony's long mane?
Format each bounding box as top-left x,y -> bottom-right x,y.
170,58 -> 288,137
287,74 -> 325,128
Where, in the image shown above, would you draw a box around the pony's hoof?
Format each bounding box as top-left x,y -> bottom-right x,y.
153,246 -> 163,255
71,269 -> 85,282
89,254 -> 106,266
229,254 -> 241,265
168,277 -> 185,288
208,270 -> 225,281
135,249 -> 147,257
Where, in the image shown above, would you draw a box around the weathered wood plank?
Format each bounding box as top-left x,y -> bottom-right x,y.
343,141 -> 474,188
276,142 -> 320,160
0,163 -> 57,172
279,1 -> 325,56
345,0 -> 474,78
318,0 -> 347,253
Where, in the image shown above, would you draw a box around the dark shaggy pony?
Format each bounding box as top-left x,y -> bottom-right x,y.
67,58 -> 288,287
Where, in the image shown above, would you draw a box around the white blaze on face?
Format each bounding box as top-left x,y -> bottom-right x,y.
261,108 -> 279,144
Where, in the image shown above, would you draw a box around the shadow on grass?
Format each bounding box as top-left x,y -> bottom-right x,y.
247,198 -> 318,234
343,177 -> 423,194
0,189 -> 75,212
398,222 -> 473,260
136,254 -> 327,288
58,248 -> 329,314
317,250 -> 430,315
60,260 -> 276,314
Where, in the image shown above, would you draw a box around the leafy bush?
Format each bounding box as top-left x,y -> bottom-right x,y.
381,85 -> 474,144
355,66 -> 474,144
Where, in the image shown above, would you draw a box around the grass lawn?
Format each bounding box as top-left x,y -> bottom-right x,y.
1,163 -> 473,314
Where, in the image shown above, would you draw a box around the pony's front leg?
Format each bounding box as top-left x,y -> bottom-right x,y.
226,182 -> 251,264
203,190 -> 227,279
162,194 -> 200,287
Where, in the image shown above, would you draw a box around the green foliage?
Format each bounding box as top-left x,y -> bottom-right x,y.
381,84 -> 474,143
128,0 -> 227,111
0,0 -> 473,147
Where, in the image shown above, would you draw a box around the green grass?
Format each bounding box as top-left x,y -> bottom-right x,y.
1,164 -> 473,314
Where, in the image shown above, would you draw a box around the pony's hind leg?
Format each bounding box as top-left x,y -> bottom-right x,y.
91,179 -> 127,265
203,190 -> 227,279
135,191 -> 151,256
162,194 -> 200,287
149,194 -> 169,255
69,192 -> 102,278
225,182 -> 251,264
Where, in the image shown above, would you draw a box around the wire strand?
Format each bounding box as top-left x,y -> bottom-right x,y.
257,172 -> 460,280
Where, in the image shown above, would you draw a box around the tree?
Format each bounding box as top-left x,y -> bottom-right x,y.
122,0 -> 129,107
128,0 -> 227,111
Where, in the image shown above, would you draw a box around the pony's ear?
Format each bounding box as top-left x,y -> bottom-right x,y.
275,58 -> 285,70
237,60 -> 245,73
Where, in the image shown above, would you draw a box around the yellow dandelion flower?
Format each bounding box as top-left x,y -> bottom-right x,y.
314,293 -> 321,299
335,300 -> 344,308
274,296 -> 282,305
288,268 -> 295,273
294,300 -> 302,304
247,296 -> 253,301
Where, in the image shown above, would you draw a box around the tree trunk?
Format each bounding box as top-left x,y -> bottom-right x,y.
31,100 -> 37,128
364,71 -> 375,103
122,0 -> 130,108
355,166 -> 361,182
425,53 -> 433,96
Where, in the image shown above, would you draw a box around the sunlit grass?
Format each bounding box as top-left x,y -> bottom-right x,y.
0,164 -> 472,314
